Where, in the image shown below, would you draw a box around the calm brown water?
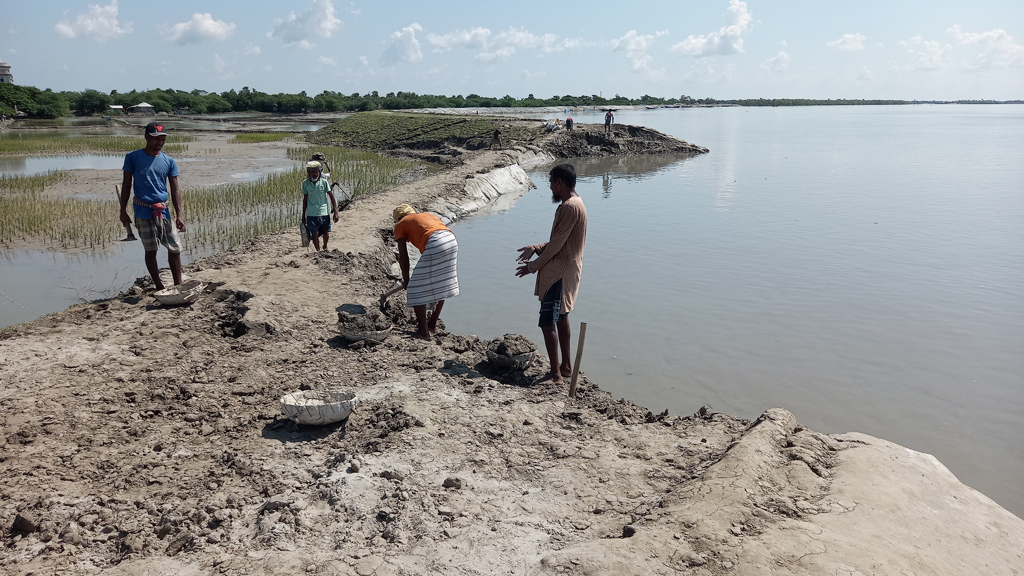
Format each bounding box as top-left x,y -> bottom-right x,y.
443,105 -> 1024,517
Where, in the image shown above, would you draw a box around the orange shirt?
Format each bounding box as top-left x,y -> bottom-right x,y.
394,213 -> 450,254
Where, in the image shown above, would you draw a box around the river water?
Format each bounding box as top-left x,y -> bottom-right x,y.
442,105 -> 1024,517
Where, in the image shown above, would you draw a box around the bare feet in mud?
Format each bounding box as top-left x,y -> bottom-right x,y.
409,329 -> 431,341
561,364 -> 572,378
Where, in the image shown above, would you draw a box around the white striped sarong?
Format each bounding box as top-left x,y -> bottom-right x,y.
407,229 -> 459,307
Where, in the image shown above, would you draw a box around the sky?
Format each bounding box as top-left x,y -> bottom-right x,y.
1,0 -> 1022,100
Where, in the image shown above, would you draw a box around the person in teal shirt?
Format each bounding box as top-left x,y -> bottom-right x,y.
301,161 -> 338,251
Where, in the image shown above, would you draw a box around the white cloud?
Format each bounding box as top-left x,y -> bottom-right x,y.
671,0 -> 752,56
760,51 -> 789,73
358,55 -> 369,66
427,26 -> 581,63
688,57 -> 737,83
827,33 -> 867,51
428,27 -> 491,52
520,69 -> 546,80
212,54 -> 227,73
380,23 -> 423,66
163,13 -> 235,45
947,25 -> 1024,68
269,0 -> 342,49
244,44 -> 261,56
612,30 -> 668,71
780,40 -> 787,47
477,45 -> 516,62
54,0 -> 132,41
319,55 -> 337,66
854,65 -> 875,82
899,35 -> 951,70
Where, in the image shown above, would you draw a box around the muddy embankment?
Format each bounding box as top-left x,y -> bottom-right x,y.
1,117 -> 1021,576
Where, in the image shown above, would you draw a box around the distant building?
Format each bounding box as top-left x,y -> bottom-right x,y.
0,63 -> 12,84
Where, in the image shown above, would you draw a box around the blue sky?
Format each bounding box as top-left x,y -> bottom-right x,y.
2,0 -> 1022,100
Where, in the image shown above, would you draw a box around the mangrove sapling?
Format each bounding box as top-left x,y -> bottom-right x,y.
229,133 -> 293,144
0,134 -> 192,156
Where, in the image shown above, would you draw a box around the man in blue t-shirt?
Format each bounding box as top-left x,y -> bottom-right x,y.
119,122 -> 187,290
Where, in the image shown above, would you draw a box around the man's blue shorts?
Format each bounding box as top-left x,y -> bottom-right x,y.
305,215 -> 331,237
538,279 -> 568,327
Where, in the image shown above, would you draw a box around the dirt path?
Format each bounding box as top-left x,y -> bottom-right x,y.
1,124 -> 1021,575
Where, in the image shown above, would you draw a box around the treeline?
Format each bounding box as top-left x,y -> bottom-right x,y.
1,83 -> 1018,119
713,98 -> 911,106
1,84 -> 708,118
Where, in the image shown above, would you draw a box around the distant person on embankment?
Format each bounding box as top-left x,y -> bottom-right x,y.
118,122 -> 186,290
393,204 -> 460,340
604,110 -> 614,134
301,161 -> 339,251
515,163 -> 588,386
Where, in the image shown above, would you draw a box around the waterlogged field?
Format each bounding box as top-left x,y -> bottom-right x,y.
0,170 -> 123,249
0,133 -> 192,156
0,142 -> 420,252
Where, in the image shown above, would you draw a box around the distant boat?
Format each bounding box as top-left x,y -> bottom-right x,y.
646,105 -> 658,110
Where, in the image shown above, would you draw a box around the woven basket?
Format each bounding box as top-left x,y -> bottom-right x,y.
280,390 -> 357,425
154,280 -> 205,306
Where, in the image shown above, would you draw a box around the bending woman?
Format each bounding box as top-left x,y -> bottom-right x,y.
393,204 -> 459,340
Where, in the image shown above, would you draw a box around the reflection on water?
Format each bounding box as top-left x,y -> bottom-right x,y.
0,154 -> 125,176
446,105 -> 1024,517
0,243 -> 216,328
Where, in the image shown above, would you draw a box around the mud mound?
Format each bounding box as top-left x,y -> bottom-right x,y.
487,333 -> 536,356
337,307 -> 392,331
544,124 -> 709,158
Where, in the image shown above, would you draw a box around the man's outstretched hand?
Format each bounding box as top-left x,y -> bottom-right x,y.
516,246 -> 535,262
515,263 -> 532,277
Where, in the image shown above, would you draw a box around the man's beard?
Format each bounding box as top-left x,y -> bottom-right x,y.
551,194 -> 560,203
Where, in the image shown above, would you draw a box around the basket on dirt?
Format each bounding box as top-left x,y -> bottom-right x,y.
485,334 -> 537,370
153,280 -> 206,306
336,305 -> 393,341
280,390 -> 357,425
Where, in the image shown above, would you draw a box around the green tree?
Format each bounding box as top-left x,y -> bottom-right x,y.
74,89 -> 112,115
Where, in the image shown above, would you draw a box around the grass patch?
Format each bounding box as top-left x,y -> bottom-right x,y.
1,142 -> 417,252
0,171 -> 72,195
286,146 -> 419,198
0,134 -> 192,156
229,132 -> 293,144
308,111 -> 543,151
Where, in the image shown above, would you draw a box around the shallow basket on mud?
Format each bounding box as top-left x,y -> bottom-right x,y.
280,390 -> 357,425
153,280 -> 206,306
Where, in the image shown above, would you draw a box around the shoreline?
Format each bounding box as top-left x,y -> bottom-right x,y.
1,121 -> 1022,574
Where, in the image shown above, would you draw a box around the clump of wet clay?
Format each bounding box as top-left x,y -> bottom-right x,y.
486,334 -> 537,370
488,334 -> 537,356
338,309 -> 392,331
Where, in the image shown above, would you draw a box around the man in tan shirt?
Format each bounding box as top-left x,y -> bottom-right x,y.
516,163 -> 588,385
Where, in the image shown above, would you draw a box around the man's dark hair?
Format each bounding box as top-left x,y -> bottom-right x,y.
549,163 -> 576,189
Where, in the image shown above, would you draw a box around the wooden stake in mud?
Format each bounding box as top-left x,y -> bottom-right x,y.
114,185 -> 137,241
568,321 -> 588,398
